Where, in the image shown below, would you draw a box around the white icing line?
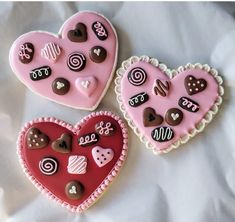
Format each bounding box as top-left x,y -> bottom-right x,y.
16,111 -> 128,213
114,55 -> 224,155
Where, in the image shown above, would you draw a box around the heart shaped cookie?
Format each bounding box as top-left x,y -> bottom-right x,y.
17,111 -> 128,212
9,11 -> 118,110
115,56 -> 224,154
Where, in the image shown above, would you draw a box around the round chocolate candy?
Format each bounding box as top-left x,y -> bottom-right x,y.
39,157 -> 58,176
89,46 -> 107,63
52,78 -> 70,95
65,180 -> 84,200
165,108 -> 183,126
67,52 -> 86,72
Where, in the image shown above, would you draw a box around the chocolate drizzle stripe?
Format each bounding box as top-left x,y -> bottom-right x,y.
154,80 -> 170,96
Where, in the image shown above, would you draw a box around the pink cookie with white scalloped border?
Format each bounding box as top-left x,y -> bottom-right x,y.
17,111 -> 128,212
9,11 -> 118,110
115,56 -> 224,154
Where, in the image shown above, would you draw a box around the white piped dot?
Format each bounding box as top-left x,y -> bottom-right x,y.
201,84 -> 204,87
189,89 -> 192,92
29,144 -> 32,147
189,77 -> 192,80
41,138 -> 44,142
36,143 -> 39,146
188,83 -> 191,86
34,134 -> 38,138
30,132 -> 33,135
32,139 -> 36,142
28,138 -> 31,141
195,88 -> 198,91
193,83 -> 196,86
197,81 -> 200,84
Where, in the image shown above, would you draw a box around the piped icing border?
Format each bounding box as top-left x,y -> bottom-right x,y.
16,111 -> 128,212
115,55 -> 224,155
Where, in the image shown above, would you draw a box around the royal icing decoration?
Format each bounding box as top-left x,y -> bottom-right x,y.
39,157 -> 58,176
153,79 -> 170,96
151,127 -> 174,142
75,76 -> 97,97
128,67 -> 147,86
143,107 -> 163,127
41,42 -> 61,62
52,78 -> 70,95
29,66 -> 51,81
27,128 -> 49,149
128,92 -> 149,107
67,155 -> 87,174
65,181 -> 84,200
67,52 -> 86,72
165,108 -> 183,126
92,21 -> 108,41
184,75 -> 207,95
18,42 -> 34,64
78,132 -> 99,147
67,23 -> 87,42
92,146 -> 114,167
52,133 -> 72,153
95,121 -> 115,136
17,112 -> 128,212
178,97 -> 199,113
115,56 -> 224,154
10,11 -> 118,110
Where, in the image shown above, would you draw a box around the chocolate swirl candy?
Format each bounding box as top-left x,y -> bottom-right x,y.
39,157 -> 58,176
128,67 -> 147,86
67,52 -> 86,72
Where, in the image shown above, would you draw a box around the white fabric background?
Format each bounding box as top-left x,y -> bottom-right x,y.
0,2 -> 235,221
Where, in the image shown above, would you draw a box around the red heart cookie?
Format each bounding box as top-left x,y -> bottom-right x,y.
9,11 -> 118,110
115,56 -> 224,154
17,111 -> 128,212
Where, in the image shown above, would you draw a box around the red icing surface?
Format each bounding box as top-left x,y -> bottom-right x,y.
20,115 -> 125,208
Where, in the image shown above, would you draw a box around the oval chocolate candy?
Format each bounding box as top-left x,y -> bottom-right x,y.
18,42 -> 34,64
178,97 -> 199,113
92,21 -> 108,41
151,127 -> 174,142
129,92 -> 149,107
78,132 -> 99,147
30,66 -> 51,81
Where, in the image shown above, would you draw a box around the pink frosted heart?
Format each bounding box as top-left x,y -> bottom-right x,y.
9,11 -> 118,110
75,76 -> 97,97
92,146 -> 114,167
115,56 -> 224,154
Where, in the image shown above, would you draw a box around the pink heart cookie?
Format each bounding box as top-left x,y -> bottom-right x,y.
17,111 -> 128,212
115,56 -> 224,154
9,11 -> 118,110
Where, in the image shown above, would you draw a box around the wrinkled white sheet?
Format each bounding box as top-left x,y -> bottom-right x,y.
0,2 -> 235,221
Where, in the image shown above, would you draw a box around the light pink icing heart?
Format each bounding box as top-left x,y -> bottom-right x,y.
75,76 -> 97,97
115,56 -> 224,154
92,146 -> 114,167
9,11 -> 118,110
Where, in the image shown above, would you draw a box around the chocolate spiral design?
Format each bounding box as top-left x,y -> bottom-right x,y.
67,52 -> 86,72
39,157 -> 58,175
128,67 -> 147,86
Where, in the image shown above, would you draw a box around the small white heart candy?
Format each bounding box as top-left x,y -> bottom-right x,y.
81,80 -> 90,89
94,49 -> 101,56
171,113 -> 179,121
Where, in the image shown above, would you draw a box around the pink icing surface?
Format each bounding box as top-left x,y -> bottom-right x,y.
9,11 -> 117,110
121,61 -> 219,150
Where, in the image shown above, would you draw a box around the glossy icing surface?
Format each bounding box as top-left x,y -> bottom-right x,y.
10,11 -> 118,110
17,112 -> 128,212
116,56 -> 223,153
